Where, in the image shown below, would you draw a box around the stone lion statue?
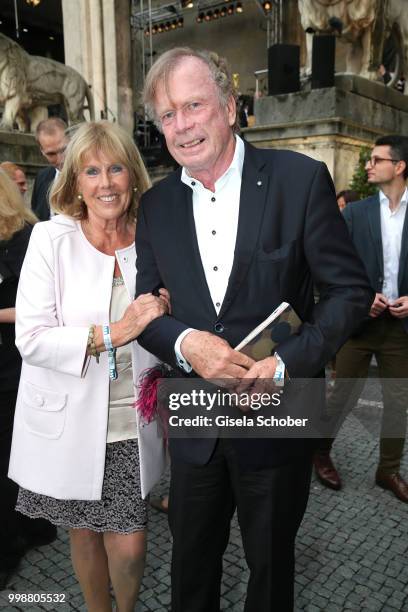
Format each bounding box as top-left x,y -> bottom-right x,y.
0,33 -> 94,132
298,0 -> 408,88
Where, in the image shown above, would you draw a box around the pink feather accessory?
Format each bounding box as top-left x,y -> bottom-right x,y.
135,365 -> 166,424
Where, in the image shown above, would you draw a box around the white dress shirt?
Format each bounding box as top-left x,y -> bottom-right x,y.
174,136 -> 286,380
182,135 -> 245,311
174,135 -> 244,371
379,188 -> 408,301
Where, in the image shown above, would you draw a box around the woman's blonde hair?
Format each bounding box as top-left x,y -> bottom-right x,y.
50,121 -> 151,220
0,169 -> 37,241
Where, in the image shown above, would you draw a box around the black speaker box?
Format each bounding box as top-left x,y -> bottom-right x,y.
311,35 -> 335,88
268,44 -> 300,96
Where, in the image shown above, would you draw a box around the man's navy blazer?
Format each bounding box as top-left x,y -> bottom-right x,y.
135,142 -> 374,467
343,193 -> 408,332
31,166 -> 56,221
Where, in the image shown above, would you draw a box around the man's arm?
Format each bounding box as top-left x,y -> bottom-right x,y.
135,200 -> 192,368
275,163 -> 374,378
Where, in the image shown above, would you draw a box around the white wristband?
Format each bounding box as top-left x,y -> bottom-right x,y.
273,352 -> 286,387
103,324 -> 117,381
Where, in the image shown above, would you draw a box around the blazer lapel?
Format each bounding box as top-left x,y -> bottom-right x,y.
398,203 -> 408,290
172,175 -> 217,317
219,143 -> 269,318
367,194 -> 384,277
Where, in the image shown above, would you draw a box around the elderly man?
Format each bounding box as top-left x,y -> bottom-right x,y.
135,48 -> 373,611
31,117 -> 68,220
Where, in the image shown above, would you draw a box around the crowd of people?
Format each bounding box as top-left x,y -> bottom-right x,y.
0,46 -> 407,612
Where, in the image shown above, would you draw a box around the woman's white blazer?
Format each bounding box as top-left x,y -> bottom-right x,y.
9,215 -> 166,500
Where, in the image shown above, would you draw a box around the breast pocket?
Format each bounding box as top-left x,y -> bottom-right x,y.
22,381 -> 67,439
256,239 -> 297,262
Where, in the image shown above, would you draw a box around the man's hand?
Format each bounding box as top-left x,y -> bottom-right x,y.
181,330 -> 255,379
389,296 -> 408,318
235,356 -> 278,394
370,293 -> 389,318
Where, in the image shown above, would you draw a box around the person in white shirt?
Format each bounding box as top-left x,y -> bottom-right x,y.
31,118 -> 68,221
135,47 -> 373,611
314,135 -> 408,503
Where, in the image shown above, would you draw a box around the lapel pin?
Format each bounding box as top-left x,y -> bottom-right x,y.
257,180 -> 262,186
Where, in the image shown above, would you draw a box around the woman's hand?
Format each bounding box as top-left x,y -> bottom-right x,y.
158,288 -> 171,315
111,293 -> 168,346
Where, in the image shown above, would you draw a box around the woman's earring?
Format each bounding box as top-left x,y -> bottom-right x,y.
133,187 -> 138,193
77,193 -> 83,201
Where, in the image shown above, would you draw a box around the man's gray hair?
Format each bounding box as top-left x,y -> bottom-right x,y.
142,47 -> 238,131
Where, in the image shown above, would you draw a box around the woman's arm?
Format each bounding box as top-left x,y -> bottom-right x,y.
15,225 -> 90,377
16,225 -> 169,374
87,292 -> 168,356
0,307 -> 16,323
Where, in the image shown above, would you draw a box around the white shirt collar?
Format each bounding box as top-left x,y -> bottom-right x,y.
181,134 -> 245,190
379,187 -> 408,211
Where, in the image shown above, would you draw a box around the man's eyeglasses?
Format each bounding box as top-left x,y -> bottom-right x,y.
366,156 -> 400,167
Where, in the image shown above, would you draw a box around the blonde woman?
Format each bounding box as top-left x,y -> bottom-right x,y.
9,122 -> 169,611
0,170 -> 56,585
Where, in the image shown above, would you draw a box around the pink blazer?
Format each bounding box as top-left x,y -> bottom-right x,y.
9,215 -> 166,500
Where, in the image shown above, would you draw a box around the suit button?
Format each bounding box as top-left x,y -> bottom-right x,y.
214,323 -> 224,333
35,394 -> 44,406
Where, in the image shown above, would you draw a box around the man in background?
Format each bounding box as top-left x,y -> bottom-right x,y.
31,118 -> 68,220
314,135 -> 408,503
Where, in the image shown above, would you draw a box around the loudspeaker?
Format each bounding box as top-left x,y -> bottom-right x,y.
268,44 -> 300,96
311,35 -> 335,88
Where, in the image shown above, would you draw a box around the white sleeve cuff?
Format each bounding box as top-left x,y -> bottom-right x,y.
174,328 -> 196,373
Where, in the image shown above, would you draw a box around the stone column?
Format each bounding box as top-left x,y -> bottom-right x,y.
89,0 -> 107,120
102,0 -> 118,123
62,0 -> 87,80
114,0 -> 134,133
62,0 -> 133,129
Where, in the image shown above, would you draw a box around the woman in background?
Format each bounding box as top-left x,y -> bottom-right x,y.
0,170 -> 56,586
0,162 -> 28,196
336,189 -> 359,211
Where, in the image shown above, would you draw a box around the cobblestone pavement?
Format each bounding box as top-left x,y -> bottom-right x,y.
1,378 -> 407,611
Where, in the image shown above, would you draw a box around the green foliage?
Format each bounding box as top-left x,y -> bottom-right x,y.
349,146 -> 377,200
